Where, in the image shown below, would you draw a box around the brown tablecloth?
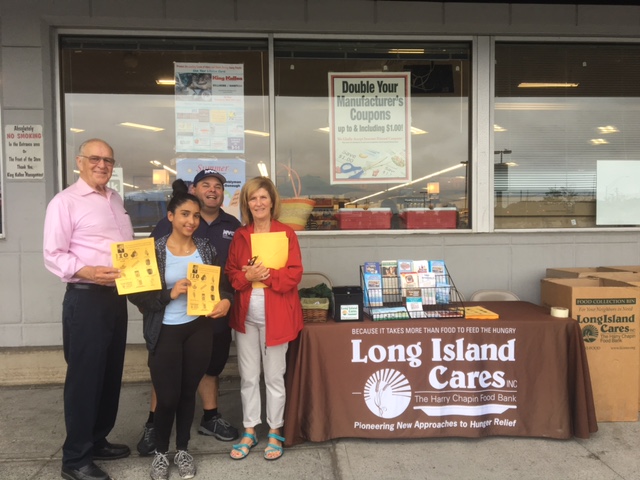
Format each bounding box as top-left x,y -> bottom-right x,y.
283,301 -> 597,446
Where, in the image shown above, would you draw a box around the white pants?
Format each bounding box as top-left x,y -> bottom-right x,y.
236,318 -> 288,429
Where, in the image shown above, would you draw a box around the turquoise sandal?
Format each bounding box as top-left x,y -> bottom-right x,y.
264,432 -> 285,461
230,432 -> 258,460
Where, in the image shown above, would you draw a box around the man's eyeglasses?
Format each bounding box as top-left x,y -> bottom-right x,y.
78,155 -> 116,166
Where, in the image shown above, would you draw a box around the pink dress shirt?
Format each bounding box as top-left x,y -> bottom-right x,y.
43,178 -> 134,283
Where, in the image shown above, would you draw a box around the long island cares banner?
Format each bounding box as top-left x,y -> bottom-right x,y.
329,72 -> 411,185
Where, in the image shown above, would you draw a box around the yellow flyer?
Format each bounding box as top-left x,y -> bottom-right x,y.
111,238 -> 162,295
464,306 -> 500,320
250,232 -> 289,288
187,263 -> 221,316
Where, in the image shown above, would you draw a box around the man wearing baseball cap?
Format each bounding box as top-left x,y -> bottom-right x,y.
136,168 -> 242,455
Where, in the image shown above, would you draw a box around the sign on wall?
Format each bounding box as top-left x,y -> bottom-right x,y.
329,72 -> 411,185
174,63 -> 245,154
4,125 -> 44,180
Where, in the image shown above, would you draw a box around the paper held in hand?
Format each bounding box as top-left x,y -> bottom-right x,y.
111,238 -> 162,295
250,232 -> 289,289
187,263 -> 221,316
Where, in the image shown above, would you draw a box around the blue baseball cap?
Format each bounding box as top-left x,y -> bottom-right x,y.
193,168 -> 227,186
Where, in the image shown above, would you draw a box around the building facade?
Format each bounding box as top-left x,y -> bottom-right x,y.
2,0 -> 640,348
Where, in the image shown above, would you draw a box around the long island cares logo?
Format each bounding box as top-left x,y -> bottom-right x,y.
364,368 -> 412,418
582,324 -> 599,343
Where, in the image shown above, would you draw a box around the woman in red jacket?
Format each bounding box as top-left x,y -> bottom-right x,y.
225,176 -> 303,461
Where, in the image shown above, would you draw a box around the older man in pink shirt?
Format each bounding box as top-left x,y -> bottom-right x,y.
44,138 -> 134,480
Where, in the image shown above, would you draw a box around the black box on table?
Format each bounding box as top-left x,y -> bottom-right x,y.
332,286 -> 363,322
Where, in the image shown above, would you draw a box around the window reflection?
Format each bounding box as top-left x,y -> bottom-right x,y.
60,36 -> 471,232
495,43 -> 640,229
274,40 -> 471,230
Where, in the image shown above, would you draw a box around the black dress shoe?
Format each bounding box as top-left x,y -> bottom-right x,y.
93,441 -> 131,460
61,462 -> 111,480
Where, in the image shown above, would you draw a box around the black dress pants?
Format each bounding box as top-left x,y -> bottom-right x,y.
61,285 -> 128,468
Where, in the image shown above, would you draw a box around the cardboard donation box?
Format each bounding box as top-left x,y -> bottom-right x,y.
541,277 -> 640,421
546,267 -> 614,278
547,267 -> 640,279
599,266 -> 640,274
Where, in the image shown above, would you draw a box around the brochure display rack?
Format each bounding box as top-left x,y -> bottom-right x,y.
360,260 -> 464,320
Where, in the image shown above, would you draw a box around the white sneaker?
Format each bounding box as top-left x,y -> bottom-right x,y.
150,451 -> 170,480
174,450 -> 196,479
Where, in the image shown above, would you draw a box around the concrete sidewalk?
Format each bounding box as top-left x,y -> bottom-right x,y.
1,379 -> 640,480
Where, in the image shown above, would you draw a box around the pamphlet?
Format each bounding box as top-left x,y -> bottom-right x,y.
370,306 -> 410,321
400,271 -> 418,297
417,272 -> 436,305
435,282 -> 451,304
429,260 -> 448,285
363,262 -> 383,307
397,260 -> 414,274
111,238 -> 161,295
405,288 -> 424,318
364,261 -> 381,274
381,260 -> 400,303
412,260 -> 430,273
187,263 -> 221,316
464,306 -> 500,320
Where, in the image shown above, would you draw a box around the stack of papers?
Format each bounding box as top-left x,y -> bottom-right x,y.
464,306 -> 499,320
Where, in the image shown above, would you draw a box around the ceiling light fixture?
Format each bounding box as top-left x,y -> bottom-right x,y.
244,129 -> 270,137
494,125 -> 507,132
119,122 -> 165,132
495,102 -> 575,111
598,125 -> 619,134
69,128 -> 85,133
257,161 -> 269,177
388,49 -> 425,55
590,138 -> 609,145
347,164 -> 465,205
162,165 -> 177,175
156,79 -> 176,86
149,160 -> 162,166
517,82 -> 579,88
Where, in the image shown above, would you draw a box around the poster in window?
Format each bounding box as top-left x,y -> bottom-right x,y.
329,72 -> 411,185
174,63 -> 245,154
596,160 -> 640,225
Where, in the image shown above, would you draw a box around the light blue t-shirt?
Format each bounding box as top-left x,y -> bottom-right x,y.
163,248 -> 202,325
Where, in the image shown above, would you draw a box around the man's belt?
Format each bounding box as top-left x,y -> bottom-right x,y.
66,283 -> 118,294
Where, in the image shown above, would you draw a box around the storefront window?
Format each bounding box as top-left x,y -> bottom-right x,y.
274,40 -> 471,230
60,36 -> 471,232
495,42 -> 640,229
60,36 -> 270,232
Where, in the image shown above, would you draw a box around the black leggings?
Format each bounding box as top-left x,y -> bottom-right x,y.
149,316 -> 213,452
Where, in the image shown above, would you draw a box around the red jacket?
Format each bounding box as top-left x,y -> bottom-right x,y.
225,220 -> 304,346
